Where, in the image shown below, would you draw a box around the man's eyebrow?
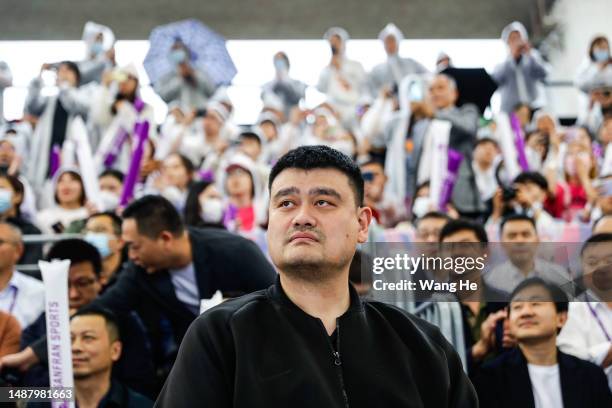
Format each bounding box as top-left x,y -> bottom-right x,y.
308,187 -> 342,200
272,187 -> 300,201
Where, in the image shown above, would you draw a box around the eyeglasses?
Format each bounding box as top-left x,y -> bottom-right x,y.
68,278 -> 97,290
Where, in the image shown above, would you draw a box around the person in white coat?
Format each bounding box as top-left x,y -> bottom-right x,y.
24,61 -> 92,208
317,27 -> 367,128
368,23 -> 428,97
0,60 -> 12,124
558,233 -> 612,390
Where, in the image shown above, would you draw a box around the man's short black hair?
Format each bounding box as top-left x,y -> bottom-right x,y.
513,171 -> 548,191
580,233 -> 612,256
87,211 -> 123,236
474,137 -> 499,149
239,131 -> 262,146
592,214 -> 612,233
508,277 -> 569,315
122,195 -> 184,238
500,213 -> 537,235
71,305 -> 121,342
439,218 -> 488,243
99,168 -> 124,183
415,211 -> 451,227
46,239 -> 102,277
60,61 -> 81,86
269,145 -> 364,206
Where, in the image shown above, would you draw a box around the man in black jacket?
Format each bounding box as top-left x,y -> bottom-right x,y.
2,196 -> 276,384
473,277 -> 612,407
156,145 -> 477,407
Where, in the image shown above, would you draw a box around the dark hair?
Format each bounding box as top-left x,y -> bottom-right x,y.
71,305 -> 121,342
500,213 -> 537,235
87,211 -> 122,236
439,218 -> 488,243
167,153 -> 195,175
474,137 -> 499,149
184,180 -> 225,229
99,169 -> 124,183
0,174 -> 24,216
592,214 -> 612,233
513,171 -> 548,191
415,211 -> 451,227
580,233 -> 612,256
46,239 -> 102,277
240,131 -> 262,146
122,195 -> 184,238
59,61 -> 81,86
588,35 -> 610,62
54,170 -> 86,206
269,145 -> 364,206
508,277 -> 569,315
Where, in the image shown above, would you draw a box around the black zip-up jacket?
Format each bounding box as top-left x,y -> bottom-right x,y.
155,277 -> 478,407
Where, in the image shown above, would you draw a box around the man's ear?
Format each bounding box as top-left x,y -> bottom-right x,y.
159,231 -> 174,245
110,340 -> 122,362
557,310 -> 568,330
357,206 -> 372,243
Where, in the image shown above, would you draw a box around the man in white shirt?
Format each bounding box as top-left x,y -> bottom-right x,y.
486,214 -> 571,293
558,233 -> 612,390
0,222 -> 44,329
474,277 -> 612,407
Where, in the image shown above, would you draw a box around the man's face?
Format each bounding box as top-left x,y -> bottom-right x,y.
509,285 -> 566,342
239,138 -> 262,161
361,162 -> 386,206
71,315 -> 121,379
581,242 -> 612,294
122,219 -> 172,273
267,168 -> 371,281
0,225 -> 22,272
429,76 -> 457,110
68,262 -> 101,311
98,175 -> 123,195
514,182 -> 545,207
415,217 -> 448,244
384,35 -> 398,56
56,64 -> 78,87
441,229 -> 486,280
501,220 -> 539,264
473,141 -> 499,168
85,215 -> 123,257
0,141 -> 15,166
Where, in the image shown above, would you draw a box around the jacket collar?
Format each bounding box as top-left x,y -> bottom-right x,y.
268,274 -> 365,316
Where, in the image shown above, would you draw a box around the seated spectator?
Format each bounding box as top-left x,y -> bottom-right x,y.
575,35 -> 612,94
222,155 -> 265,233
558,233 -> 612,389
17,239 -> 155,395
97,169 -> 124,212
35,168 -> 89,235
414,211 -> 451,244
0,174 -> 43,265
0,131 -> 37,220
490,171 -> 556,230
474,278 -> 612,406
439,219 -> 511,375
2,195 -> 276,383
155,153 -> 195,212
0,222 -> 44,329
486,214 -> 571,292
0,311 -> 20,358
360,157 -> 405,227
492,21 -> 550,113
83,212 -> 126,288
69,307 -> 153,407
183,180 -> 225,229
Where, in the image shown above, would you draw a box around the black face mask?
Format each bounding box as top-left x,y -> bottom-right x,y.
331,45 -> 339,55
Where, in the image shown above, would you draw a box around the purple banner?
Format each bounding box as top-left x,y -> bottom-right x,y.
438,149 -> 464,209
119,121 -> 150,206
510,113 -> 530,172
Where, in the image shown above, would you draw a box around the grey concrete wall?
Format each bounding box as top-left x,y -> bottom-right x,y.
0,0 -> 536,40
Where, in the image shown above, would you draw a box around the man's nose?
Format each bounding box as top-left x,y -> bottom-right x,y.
292,203 -> 317,227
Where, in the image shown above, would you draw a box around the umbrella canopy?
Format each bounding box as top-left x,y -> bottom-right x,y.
144,19 -> 237,87
441,67 -> 497,114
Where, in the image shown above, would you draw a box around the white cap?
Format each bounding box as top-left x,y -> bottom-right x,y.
324,27 -> 350,43
501,21 -> 528,43
378,23 -> 404,43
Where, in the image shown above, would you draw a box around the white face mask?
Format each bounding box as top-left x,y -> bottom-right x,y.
412,196 -> 432,218
98,190 -> 120,212
200,198 -> 224,223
